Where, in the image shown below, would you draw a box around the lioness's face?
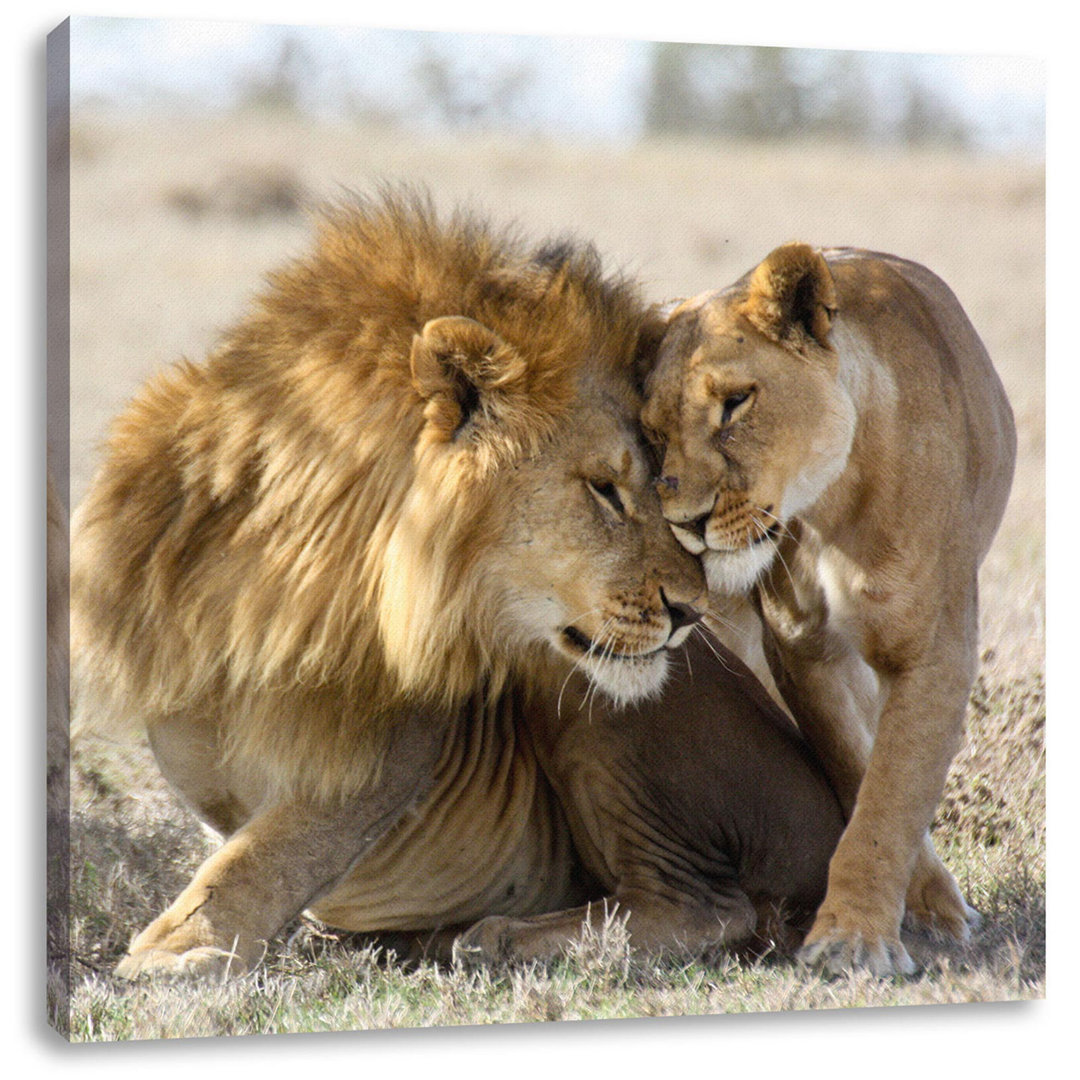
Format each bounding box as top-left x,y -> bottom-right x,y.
488,383 -> 706,705
640,293 -> 855,594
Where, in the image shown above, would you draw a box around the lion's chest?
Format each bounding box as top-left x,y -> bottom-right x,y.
307,704 -> 580,933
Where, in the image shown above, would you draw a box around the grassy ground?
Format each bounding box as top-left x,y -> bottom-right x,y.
55,666 -> 1043,1041
54,111 -> 1045,1041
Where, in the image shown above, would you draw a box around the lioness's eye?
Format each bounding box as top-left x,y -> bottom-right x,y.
587,479 -> 625,516
640,428 -> 665,471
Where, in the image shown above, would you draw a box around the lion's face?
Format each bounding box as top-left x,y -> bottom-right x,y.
379,316 -> 706,707
640,263 -> 856,595
489,385 -> 706,704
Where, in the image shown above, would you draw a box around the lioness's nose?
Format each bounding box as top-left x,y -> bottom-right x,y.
682,509 -> 712,540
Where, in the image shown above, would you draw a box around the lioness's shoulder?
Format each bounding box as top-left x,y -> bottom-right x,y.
820,246 -> 966,314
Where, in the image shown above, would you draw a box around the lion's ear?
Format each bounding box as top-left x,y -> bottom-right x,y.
411,316 -> 527,439
741,244 -> 836,353
634,298 -> 684,390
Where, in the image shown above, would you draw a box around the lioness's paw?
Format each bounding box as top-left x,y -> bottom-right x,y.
115,944 -> 249,982
903,896 -> 981,942
904,856 -> 981,941
798,920 -> 916,978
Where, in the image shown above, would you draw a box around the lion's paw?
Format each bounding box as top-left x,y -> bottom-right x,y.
115,944 -> 249,982
114,901 -> 262,981
798,923 -> 916,978
452,915 -> 513,967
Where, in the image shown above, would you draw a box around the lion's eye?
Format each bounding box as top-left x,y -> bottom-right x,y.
587,479 -> 625,516
721,389 -> 755,426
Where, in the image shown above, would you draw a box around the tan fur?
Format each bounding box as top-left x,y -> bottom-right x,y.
640,243 -> 1016,975
73,195 -> 848,979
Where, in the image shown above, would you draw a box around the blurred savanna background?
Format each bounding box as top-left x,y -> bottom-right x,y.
51,15 -> 1045,1040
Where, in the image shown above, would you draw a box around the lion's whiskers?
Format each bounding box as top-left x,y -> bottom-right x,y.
556,605 -> 608,718
692,623 -> 740,677
701,605 -> 741,636
582,617 -> 620,720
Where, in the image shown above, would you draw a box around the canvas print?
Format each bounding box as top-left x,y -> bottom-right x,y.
46,16 -> 1045,1041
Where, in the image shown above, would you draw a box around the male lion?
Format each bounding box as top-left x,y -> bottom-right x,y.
71,196 -> 844,979
639,244 -> 1016,976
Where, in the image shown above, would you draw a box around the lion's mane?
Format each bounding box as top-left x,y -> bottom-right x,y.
71,190 -> 644,798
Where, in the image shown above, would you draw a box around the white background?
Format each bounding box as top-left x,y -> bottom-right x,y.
9,1 -> 1072,1075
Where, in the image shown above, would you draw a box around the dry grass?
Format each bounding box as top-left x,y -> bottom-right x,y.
55,664 -> 1044,1041
56,109 -> 1045,1040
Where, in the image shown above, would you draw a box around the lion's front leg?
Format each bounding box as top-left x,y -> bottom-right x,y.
118,721 -> 442,981
453,885 -> 758,966
116,828 -> 275,980
117,798 -> 405,980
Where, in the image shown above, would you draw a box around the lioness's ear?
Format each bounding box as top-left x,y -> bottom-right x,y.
634,298 -> 684,389
741,243 -> 837,352
411,315 -> 527,439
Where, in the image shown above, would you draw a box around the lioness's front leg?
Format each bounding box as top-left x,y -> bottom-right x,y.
795,637 -> 977,976
760,574 -> 977,975
118,719 -> 442,980
905,832 -> 980,939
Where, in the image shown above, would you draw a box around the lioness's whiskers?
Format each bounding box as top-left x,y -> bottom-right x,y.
750,510 -> 799,594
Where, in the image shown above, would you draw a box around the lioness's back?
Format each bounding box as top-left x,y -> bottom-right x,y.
825,246 -> 1016,551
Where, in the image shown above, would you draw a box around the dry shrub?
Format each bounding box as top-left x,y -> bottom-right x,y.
165,164 -> 307,219
939,671 -> 1045,847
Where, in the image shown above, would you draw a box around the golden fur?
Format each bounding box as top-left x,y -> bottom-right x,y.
640,244 -> 1016,975
70,194 -> 846,979
73,191 -> 682,801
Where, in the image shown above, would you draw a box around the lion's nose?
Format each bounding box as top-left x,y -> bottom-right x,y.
661,589 -> 702,635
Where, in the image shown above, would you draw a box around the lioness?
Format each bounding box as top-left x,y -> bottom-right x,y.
639,243 -> 1016,975
71,196 -> 843,978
